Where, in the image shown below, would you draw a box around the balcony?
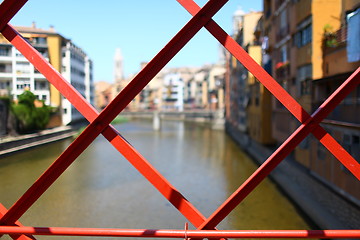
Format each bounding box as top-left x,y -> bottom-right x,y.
276,25 -> 290,42
275,61 -> 290,80
313,100 -> 360,125
323,25 -> 347,55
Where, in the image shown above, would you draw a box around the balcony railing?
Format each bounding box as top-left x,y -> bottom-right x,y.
276,25 -> 290,41
275,62 -> 290,80
313,100 -> 360,124
323,25 -> 347,54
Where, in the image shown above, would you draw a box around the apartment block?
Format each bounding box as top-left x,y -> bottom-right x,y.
247,16 -> 274,145
227,9 -> 264,136
0,24 -> 94,126
311,1 -> 360,201
263,0 -> 360,204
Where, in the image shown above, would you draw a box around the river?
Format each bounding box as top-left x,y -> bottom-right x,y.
0,119 -> 313,239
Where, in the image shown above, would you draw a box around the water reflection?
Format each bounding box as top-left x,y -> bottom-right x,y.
0,119 -> 312,240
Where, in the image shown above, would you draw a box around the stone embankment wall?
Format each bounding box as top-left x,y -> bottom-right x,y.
226,122 -> 360,230
0,126 -> 76,157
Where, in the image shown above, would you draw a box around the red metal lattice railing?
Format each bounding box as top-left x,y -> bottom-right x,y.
0,0 -> 359,239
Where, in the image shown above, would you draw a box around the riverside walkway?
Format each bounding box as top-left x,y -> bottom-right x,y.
0,126 -> 76,157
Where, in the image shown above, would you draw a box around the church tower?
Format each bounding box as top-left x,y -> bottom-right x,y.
114,48 -> 123,83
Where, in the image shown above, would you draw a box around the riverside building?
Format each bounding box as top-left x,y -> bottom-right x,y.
0,23 -> 94,126
226,0 -> 360,230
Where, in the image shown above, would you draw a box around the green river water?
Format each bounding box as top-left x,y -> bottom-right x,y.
0,119 -> 314,240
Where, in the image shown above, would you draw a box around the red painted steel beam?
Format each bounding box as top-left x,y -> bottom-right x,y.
0,24 -> 206,227
0,0 -> 228,228
0,204 -> 36,240
0,0 -> 27,31
0,1 -> 34,239
0,226 -> 359,239
178,0 -> 360,230
177,0 -> 360,181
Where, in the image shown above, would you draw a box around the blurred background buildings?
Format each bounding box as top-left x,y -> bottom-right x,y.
226,0 -> 360,211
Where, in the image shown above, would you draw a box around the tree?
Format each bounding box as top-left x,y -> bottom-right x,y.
11,90 -> 52,133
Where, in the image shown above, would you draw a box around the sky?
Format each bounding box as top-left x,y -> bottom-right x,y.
11,0 -> 262,83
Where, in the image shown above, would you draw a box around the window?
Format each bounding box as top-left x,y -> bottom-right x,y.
16,62 -> 31,74
342,133 -> 360,172
36,48 -> 48,58
264,0 -> 271,19
280,9 -> 287,30
17,83 -> 30,90
16,78 -> 31,90
0,81 -> 10,89
33,37 -> 47,45
297,64 -> 312,95
0,46 -> 11,56
317,142 -> 326,160
35,81 -> 48,90
299,136 -> 310,149
15,49 -> 24,57
280,45 -> 288,62
295,24 -> 312,48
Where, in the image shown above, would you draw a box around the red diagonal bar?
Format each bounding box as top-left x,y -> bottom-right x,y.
0,204 -> 36,240
198,68 -> 360,230
177,0 -> 360,181
178,0 -> 360,228
0,0 -> 228,227
0,0 -> 27,31
0,24 -> 206,227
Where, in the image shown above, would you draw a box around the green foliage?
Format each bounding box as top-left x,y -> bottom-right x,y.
323,24 -> 338,48
111,116 -> 128,125
18,90 -> 37,107
0,96 -> 11,107
323,24 -> 334,33
11,90 -> 52,133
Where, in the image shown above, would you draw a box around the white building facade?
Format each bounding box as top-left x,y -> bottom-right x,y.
62,41 -> 94,125
162,73 -> 184,111
0,44 -> 50,105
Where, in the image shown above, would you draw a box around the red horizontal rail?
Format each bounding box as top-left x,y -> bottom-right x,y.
0,204 -> 36,240
0,227 -> 359,239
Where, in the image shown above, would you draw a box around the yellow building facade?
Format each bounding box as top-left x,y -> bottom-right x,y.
247,45 -> 274,145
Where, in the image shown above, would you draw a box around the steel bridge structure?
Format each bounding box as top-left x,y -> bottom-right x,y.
0,0 -> 359,239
